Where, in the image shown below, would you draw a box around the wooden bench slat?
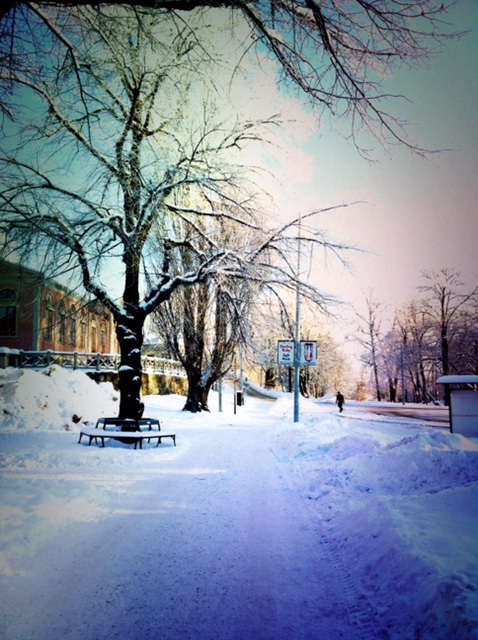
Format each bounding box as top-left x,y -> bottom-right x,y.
96,417 -> 161,431
78,429 -> 176,449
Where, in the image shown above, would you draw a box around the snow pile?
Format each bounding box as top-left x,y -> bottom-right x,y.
0,365 -> 119,431
272,403 -> 478,638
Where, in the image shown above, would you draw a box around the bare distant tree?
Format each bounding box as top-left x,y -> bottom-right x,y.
303,331 -> 349,398
1,1 -> 460,155
357,291 -> 384,401
418,268 -> 478,404
451,305 -> 478,376
378,329 -> 400,402
388,272 -> 478,404
394,301 -> 436,403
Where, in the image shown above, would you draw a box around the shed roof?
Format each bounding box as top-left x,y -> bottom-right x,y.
437,375 -> 478,385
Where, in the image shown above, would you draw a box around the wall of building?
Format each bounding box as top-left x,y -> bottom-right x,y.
0,261 -> 117,354
87,370 -> 188,397
0,261 -> 42,350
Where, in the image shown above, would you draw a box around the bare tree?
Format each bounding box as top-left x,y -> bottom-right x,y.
379,329 -> 400,402
1,6 -> 351,417
357,291 -> 384,401
151,196 -> 348,410
152,275 -> 249,412
418,268 -> 478,404
394,301 -> 437,403
451,305 -> 478,375
149,199 -> 256,412
387,273 -> 478,404
0,7 -> 278,418
303,331 -> 349,398
1,1 -> 460,155
241,291 -> 297,391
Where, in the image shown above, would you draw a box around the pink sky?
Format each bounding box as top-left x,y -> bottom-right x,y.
262,0 -> 478,326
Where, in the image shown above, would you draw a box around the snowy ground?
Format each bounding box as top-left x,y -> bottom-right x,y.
0,366 -> 477,639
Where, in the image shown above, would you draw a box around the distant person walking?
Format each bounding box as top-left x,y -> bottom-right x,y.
336,391 -> 345,413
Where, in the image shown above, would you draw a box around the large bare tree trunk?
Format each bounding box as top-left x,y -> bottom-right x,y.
183,370 -> 211,413
116,311 -> 145,419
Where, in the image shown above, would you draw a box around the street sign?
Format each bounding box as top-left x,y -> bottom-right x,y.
300,341 -> 317,366
278,340 -> 317,366
278,340 -> 294,366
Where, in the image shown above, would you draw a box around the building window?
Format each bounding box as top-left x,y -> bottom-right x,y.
100,320 -> 107,353
59,301 -> 66,343
0,289 -> 17,337
45,293 -> 54,341
80,311 -> 87,349
91,319 -> 97,352
69,306 -> 77,347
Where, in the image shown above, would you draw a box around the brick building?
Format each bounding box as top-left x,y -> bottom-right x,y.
0,261 -> 117,354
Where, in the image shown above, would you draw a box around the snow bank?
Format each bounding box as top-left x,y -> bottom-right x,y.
272,398 -> 478,638
0,365 -> 119,432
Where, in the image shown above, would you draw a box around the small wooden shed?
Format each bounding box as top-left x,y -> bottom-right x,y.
437,375 -> 478,438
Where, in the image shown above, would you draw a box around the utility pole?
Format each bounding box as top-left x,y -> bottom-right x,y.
401,342 -> 406,405
294,214 -> 301,423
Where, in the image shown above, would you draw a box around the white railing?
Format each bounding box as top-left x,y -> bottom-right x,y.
0,348 -> 186,378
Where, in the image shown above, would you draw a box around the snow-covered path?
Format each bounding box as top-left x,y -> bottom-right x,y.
2,400 -> 359,640
1,368 -> 477,639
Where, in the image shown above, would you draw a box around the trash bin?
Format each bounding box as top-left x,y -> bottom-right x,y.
236,390 -> 244,406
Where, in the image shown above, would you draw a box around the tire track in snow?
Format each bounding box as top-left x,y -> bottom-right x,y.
316,519 -> 379,640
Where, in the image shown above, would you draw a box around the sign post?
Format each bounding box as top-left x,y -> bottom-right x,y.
278,340 -> 318,422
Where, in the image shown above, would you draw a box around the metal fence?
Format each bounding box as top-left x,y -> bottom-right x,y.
1,349 -> 186,378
